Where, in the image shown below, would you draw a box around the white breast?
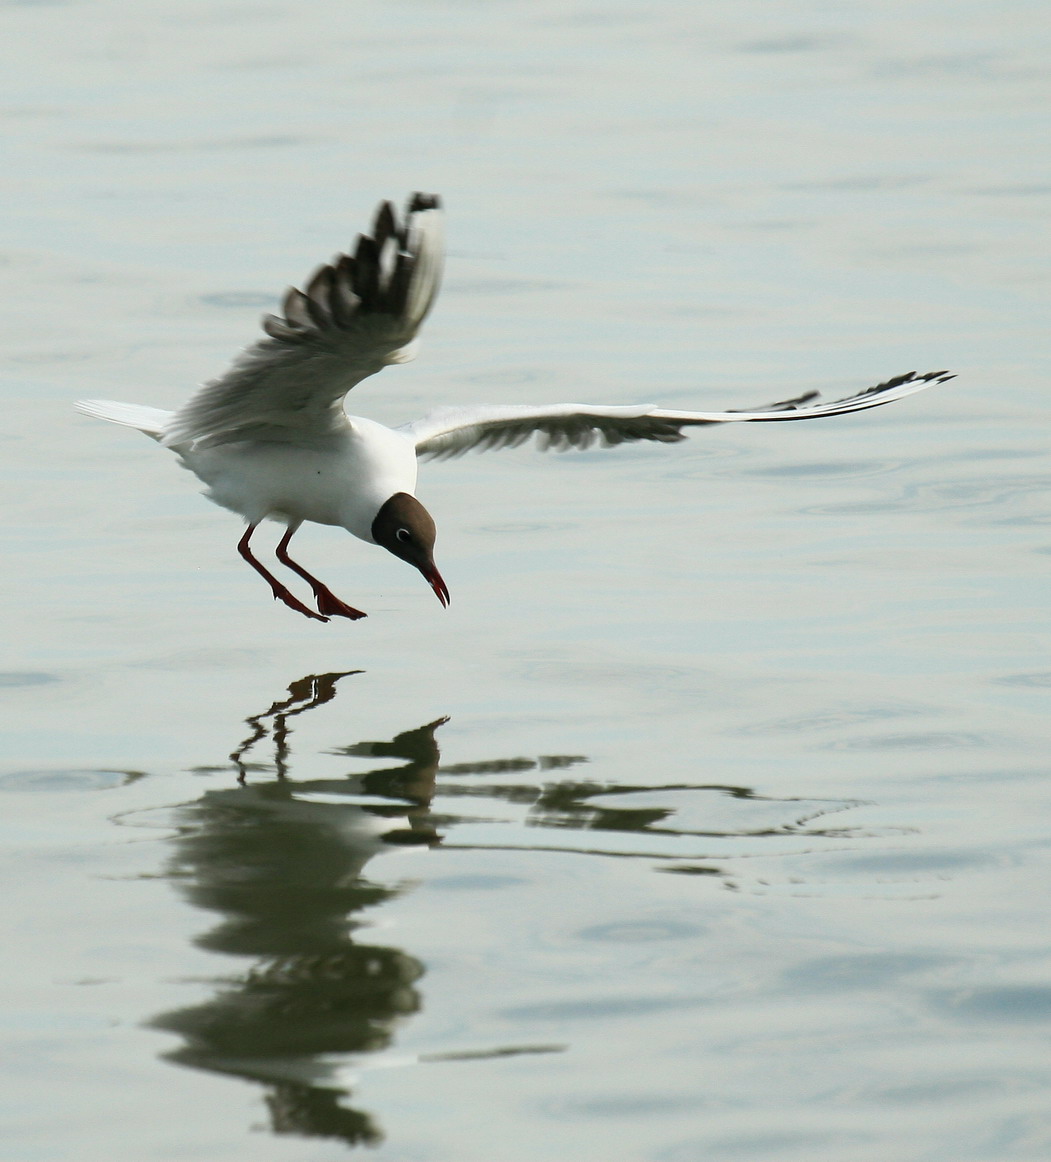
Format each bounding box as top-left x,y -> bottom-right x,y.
181,417 -> 419,543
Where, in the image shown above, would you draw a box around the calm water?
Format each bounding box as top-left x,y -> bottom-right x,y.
4,1 -> 1051,1159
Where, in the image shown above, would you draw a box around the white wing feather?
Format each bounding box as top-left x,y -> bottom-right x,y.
402,371 -> 953,460
160,194 -> 444,451
74,399 -> 173,439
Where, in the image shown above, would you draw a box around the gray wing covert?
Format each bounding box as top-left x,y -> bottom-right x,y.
404,372 -> 952,460
163,193 -> 444,450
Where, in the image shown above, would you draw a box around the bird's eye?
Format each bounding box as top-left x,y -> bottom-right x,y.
396,528 -> 411,543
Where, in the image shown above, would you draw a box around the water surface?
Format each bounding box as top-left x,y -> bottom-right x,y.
3,1 -> 1050,1159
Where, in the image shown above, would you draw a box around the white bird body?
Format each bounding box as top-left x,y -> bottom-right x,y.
184,419 -> 418,541
76,193 -> 952,622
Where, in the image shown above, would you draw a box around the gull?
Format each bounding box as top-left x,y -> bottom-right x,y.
76,193 -> 953,623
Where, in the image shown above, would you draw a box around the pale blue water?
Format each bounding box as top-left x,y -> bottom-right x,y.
3,1 -> 1051,1159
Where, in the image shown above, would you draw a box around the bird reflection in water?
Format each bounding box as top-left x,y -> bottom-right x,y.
152,672 -> 449,1148
151,672 -> 868,1147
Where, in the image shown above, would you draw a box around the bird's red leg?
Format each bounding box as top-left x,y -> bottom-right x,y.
237,523 -> 330,622
276,525 -> 368,621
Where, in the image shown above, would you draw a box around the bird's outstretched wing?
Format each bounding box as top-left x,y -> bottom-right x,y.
161,193 -> 444,450
402,371 -> 953,460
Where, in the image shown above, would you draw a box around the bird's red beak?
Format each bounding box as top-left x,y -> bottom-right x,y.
423,563 -> 450,608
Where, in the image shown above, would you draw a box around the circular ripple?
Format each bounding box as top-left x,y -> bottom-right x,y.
0,769 -> 129,792
578,920 -> 704,943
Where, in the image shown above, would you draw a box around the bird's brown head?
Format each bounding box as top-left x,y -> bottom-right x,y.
371,492 -> 449,608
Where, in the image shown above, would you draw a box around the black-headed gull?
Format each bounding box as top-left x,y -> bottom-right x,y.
77,193 -> 952,622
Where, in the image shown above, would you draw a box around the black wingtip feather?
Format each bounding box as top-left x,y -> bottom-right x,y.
373,200 -> 397,249
409,192 -> 441,212
388,251 -> 415,316
303,265 -> 335,327
257,192 -> 441,345
352,234 -> 381,307
281,287 -> 314,330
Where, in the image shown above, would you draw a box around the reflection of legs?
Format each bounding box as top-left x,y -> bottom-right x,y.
237,523 -> 329,622
277,524 -> 367,620
231,671 -> 362,781
270,673 -> 363,775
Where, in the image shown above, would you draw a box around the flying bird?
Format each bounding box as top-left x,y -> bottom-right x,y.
77,193 -> 952,622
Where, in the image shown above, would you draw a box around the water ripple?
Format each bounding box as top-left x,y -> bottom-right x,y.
0,768 -> 135,792
994,672 -> 1051,689
0,670 -> 60,688
802,473 -> 1051,518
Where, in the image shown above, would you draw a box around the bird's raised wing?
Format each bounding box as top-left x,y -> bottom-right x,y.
161,193 -> 444,450
402,371 -> 953,460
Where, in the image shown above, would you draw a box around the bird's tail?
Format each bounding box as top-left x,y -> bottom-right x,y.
75,399 -> 173,441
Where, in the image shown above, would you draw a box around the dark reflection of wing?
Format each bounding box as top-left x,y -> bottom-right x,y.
265,1082 -> 381,1148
